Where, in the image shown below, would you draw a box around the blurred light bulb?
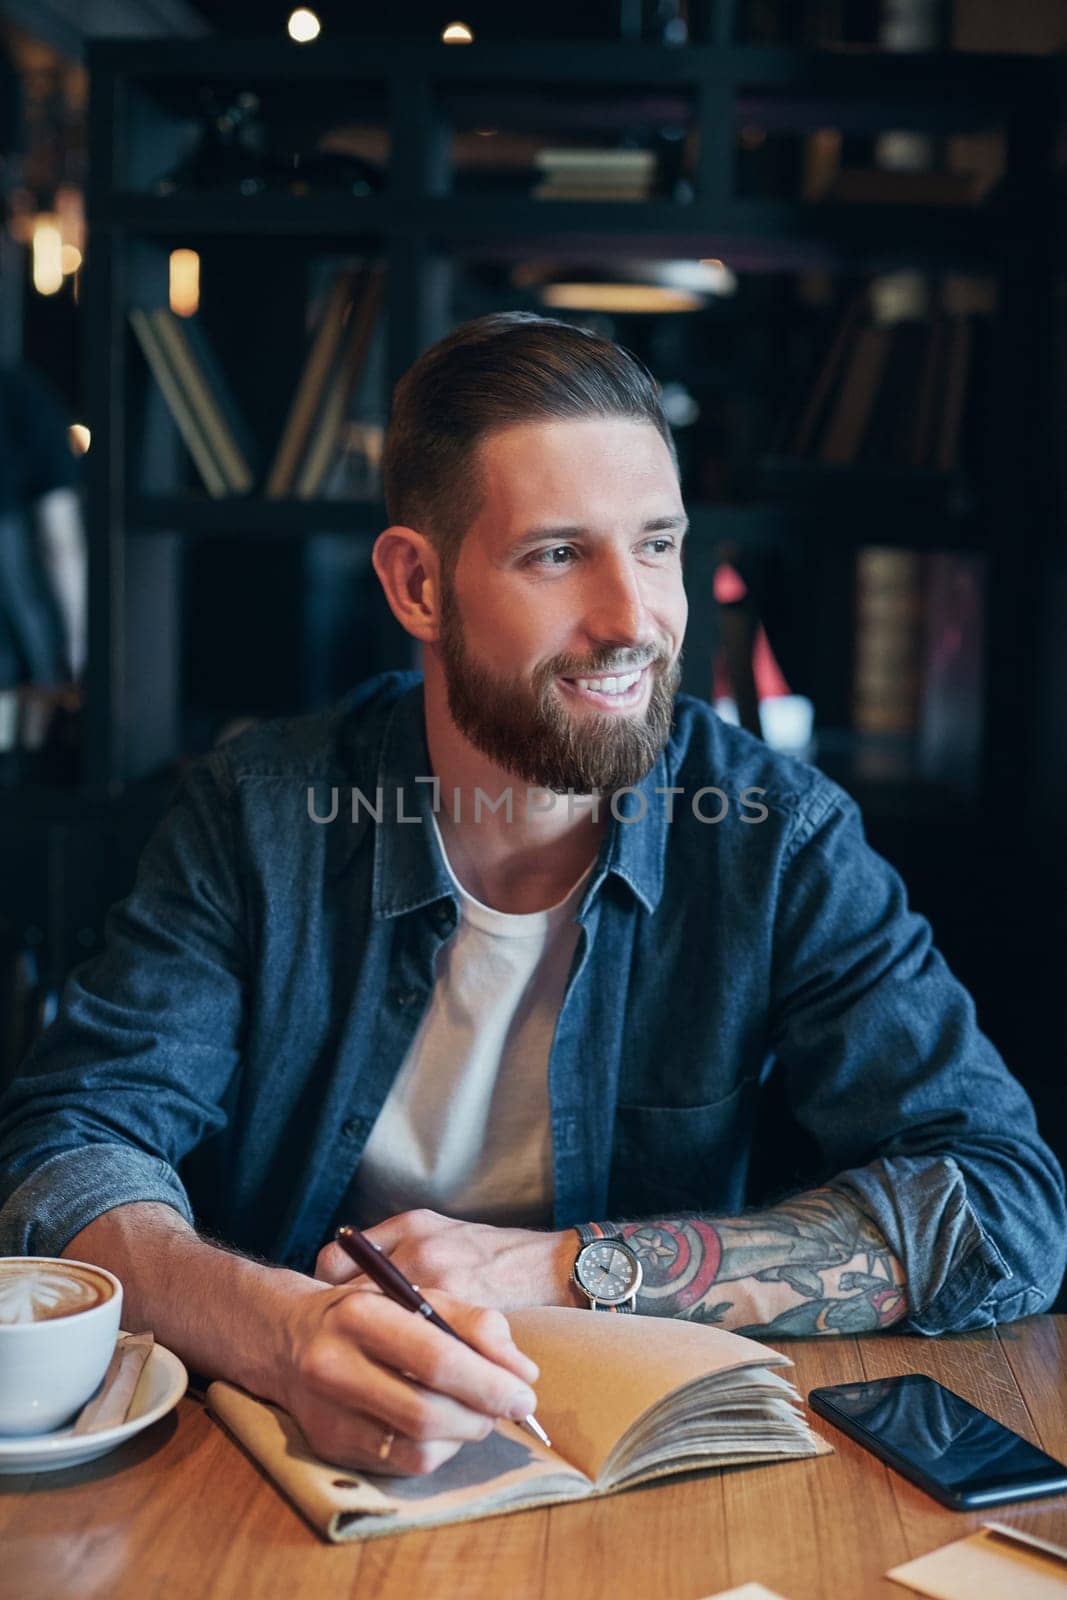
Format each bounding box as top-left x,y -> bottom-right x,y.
541,283 -> 703,313
169,248 -> 200,317
32,218 -> 64,296
69,424 -> 91,455
442,21 -> 474,43
288,8 -> 321,42
61,244 -> 82,275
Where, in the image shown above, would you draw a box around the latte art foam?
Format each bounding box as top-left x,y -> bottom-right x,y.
0,1263 -> 111,1324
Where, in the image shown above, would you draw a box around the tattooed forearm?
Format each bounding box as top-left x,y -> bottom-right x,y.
593,1186 -> 907,1336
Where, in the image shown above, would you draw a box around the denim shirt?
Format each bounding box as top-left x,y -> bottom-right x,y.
1,672 -> 1063,1333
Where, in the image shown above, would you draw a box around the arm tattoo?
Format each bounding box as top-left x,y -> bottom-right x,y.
593,1187 -> 907,1336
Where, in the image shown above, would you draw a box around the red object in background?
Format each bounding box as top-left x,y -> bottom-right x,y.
712,562 -> 791,701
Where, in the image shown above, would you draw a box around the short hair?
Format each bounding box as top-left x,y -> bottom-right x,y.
383,311 -> 677,573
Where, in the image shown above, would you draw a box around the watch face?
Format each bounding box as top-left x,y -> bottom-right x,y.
576,1239 -> 640,1303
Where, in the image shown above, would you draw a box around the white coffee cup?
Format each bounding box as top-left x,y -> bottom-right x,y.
0,1256 -> 123,1435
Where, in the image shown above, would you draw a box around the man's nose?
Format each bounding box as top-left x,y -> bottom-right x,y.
581,554 -> 656,650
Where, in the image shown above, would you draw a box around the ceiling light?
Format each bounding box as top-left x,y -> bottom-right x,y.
31,218 -> 63,297
540,283 -> 704,314
169,249 -> 200,318
288,8 -> 321,43
442,21 -> 474,43
663,259 -> 738,295
517,257 -> 736,314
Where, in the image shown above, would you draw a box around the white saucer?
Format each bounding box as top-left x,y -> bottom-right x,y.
0,1336 -> 188,1474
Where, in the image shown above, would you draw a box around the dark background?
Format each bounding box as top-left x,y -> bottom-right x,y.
1,0 -> 1065,1305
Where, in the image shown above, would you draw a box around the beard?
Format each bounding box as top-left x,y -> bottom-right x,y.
437,582 -> 681,794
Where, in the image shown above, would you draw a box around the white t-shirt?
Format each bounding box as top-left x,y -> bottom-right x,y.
346,819 -> 589,1229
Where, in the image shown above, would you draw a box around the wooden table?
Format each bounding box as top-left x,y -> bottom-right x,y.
1,1317 -> 1064,1600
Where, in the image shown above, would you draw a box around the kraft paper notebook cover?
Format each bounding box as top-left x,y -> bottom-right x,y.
207,1306 -> 829,1543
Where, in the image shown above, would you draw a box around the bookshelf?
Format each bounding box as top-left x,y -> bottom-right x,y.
2,32 -> 1063,1077
69,35 -> 1056,780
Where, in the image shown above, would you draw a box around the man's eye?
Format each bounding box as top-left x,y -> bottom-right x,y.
643,537 -> 677,555
529,546 -> 576,567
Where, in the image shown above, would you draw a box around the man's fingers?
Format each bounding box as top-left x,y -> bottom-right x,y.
300,1327 -> 506,1443
322,1211 -> 436,1280
423,1290 -> 540,1386
296,1401 -> 483,1478
355,1206 -> 460,1261
322,1292 -> 539,1425
314,1241 -> 364,1284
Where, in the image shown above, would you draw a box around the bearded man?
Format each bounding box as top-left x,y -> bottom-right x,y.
0,314 -> 1062,1478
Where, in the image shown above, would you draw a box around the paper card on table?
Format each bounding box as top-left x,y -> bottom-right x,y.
887,1522 -> 1067,1600
697,1585 -> 793,1600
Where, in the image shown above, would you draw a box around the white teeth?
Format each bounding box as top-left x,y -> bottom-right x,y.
572,669 -> 642,695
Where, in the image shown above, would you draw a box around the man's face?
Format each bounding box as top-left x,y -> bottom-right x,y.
435,417 -> 688,793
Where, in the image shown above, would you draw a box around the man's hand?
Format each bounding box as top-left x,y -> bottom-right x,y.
62,1202 -> 546,1480
315,1210 -> 585,1311
278,1283 -> 542,1477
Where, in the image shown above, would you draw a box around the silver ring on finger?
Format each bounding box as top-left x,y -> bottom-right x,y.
377,1427 -> 396,1463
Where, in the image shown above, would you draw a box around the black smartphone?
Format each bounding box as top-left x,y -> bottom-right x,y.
808,1373 -> 1067,1510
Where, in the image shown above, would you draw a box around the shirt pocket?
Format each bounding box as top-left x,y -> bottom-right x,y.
609,1079 -> 756,1216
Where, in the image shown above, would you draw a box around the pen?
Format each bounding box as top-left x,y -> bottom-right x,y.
334,1224 -> 552,1449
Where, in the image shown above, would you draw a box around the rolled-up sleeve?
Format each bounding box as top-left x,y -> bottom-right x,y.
770,787 -> 1067,1333
0,751 -> 247,1257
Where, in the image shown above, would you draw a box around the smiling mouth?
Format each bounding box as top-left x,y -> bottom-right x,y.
558,665 -> 651,709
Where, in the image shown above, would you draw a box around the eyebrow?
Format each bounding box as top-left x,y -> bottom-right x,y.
508,513 -> 689,554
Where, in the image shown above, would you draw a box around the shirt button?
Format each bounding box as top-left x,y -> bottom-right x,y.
341,1117 -> 365,1140
392,988 -> 419,1010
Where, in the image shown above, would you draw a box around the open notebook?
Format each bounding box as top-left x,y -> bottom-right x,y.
207,1307 -> 829,1542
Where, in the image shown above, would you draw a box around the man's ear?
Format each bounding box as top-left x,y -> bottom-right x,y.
371,526 -> 442,643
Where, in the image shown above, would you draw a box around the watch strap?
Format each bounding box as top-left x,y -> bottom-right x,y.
573,1222 -> 636,1312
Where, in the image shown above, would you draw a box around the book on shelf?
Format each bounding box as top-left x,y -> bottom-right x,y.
908,314 -> 947,469
917,551 -> 985,788
532,184 -> 650,201
532,147 -> 654,201
265,267 -> 358,499
827,169 -> 986,207
934,318 -> 973,474
779,288 -> 982,477
853,547 -> 925,738
534,148 -> 656,175
150,309 -> 258,494
800,127 -> 842,202
856,320 -> 928,470
819,324 -> 892,466
208,1306 -> 827,1545
293,266 -> 385,500
852,547 -> 986,783
787,291 -> 866,457
129,308 -> 229,498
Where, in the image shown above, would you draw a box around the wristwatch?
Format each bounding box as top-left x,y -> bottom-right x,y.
571,1222 -> 642,1313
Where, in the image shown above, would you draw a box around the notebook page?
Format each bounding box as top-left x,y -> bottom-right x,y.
508,1306 -> 791,1482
